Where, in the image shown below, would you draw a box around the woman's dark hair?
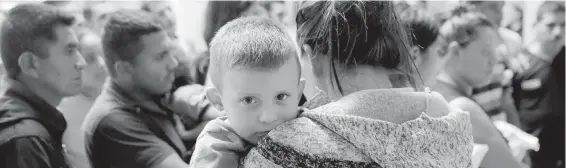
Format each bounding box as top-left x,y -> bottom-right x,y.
203,1 -> 256,45
296,1 -> 416,93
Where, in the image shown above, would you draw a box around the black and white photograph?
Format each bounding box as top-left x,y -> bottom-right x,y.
0,0 -> 563,168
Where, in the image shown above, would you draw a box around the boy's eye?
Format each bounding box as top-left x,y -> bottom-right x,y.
276,94 -> 289,101
241,96 -> 257,105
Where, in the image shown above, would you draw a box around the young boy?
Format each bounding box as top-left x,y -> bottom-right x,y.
188,17 -> 305,167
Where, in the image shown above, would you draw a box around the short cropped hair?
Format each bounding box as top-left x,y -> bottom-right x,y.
0,3 -> 75,78
208,16 -> 298,89
400,8 -> 441,52
102,10 -> 163,77
537,1 -> 565,22
439,5 -> 495,48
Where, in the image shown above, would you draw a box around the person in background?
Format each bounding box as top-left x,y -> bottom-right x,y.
511,2 -> 565,167
502,2 -> 523,36
141,1 -> 223,151
82,10 -> 215,168
58,31 -> 106,168
0,3 -> 85,168
465,1 -> 522,127
398,7 -> 451,86
243,1 -> 473,167
432,6 -> 528,168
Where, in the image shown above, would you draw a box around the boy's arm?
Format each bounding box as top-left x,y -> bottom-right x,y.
189,120 -> 248,168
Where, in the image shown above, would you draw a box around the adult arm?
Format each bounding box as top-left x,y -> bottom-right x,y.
500,89 -> 522,127
450,97 -> 527,168
1,137 -> 53,168
95,112 -> 190,168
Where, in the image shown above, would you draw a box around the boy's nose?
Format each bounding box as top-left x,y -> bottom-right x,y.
258,110 -> 278,124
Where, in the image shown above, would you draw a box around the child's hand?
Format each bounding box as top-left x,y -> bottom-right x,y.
168,84 -> 207,119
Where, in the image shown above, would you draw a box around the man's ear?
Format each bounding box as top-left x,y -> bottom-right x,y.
18,51 -> 40,78
205,87 -> 224,111
298,77 -> 306,96
114,60 -> 133,78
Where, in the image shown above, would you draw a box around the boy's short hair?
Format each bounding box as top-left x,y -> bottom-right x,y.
537,1 -> 565,22
0,3 -> 75,78
439,5 -> 495,48
208,16 -> 298,88
102,10 -> 163,77
400,7 -> 441,52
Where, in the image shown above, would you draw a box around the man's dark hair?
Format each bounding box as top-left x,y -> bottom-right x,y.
0,3 -> 75,78
399,7 -> 441,52
101,10 -> 163,77
536,1 -> 565,22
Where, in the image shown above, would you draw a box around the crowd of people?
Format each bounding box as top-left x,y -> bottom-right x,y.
0,0 -> 563,168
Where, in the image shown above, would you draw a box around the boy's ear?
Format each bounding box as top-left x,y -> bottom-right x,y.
205,87 -> 224,111
298,78 -> 306,96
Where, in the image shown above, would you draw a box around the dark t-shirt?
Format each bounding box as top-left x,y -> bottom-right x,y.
0,79 -> 69,168
84,83 -> 188,168
511,48 -> 557,132
530,47 -> 565,168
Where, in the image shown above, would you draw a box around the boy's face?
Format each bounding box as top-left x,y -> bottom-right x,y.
130,31 -> 178,95
217,59 -> 304,144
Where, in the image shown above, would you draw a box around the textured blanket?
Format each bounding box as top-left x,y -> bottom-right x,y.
241,89 -> 474,168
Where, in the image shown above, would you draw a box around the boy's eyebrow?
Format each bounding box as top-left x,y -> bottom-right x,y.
236,92 -> 261,97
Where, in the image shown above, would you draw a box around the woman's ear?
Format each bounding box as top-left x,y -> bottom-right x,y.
205,87 -> 224,111
18,51 -> 40,78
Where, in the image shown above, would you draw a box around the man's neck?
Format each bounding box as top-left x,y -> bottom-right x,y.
113,79 -> 156,102
80,85 -> 102,100
437,71 -> 473,97
17,75 -> 63,107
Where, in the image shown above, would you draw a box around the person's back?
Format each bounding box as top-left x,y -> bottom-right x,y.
242,1 -> 473,167
433,5 -> 527,168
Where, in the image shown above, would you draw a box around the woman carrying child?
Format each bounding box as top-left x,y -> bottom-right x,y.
241,1 -> 474,167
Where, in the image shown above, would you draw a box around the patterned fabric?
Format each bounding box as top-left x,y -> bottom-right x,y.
242,89 -> 474,168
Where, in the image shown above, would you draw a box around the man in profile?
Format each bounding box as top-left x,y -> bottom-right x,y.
0,3 -> 85,168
